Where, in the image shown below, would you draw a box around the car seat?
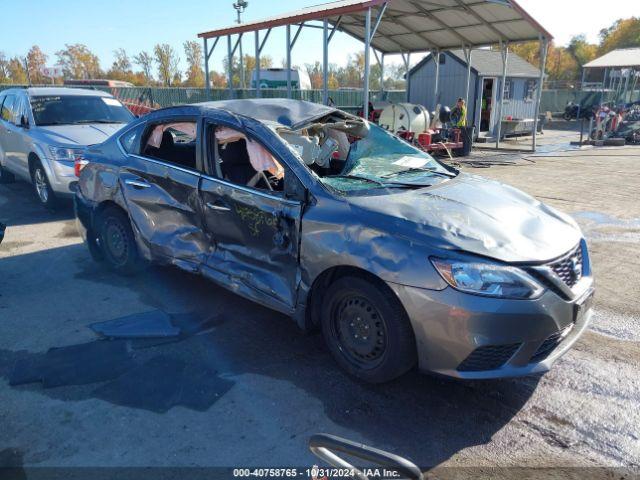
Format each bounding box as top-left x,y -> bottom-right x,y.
219,139 -> 256,185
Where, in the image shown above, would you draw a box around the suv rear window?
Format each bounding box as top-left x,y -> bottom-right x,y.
29,95 -> 134,126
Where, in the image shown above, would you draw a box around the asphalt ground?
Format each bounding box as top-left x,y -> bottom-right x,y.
0,125 -> 638,477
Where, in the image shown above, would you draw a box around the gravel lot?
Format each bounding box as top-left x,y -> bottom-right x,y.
0,126 -> 638,476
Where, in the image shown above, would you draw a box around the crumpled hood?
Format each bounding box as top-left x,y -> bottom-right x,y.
346,173 -> 581,263
33,123 -> 126,146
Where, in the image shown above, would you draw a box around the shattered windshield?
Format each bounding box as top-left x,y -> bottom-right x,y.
279,117 -> 456,195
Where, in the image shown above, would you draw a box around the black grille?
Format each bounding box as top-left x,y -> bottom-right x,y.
549,244 -> 583,288
457,343 -> 521,372
530,324 -> 574,363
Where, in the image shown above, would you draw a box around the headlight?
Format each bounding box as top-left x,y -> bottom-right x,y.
431,257 -> 544,299
48,146 -> 85,162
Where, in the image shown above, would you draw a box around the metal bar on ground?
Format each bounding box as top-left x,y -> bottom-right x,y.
495,41 -> 509,149
323,18 -> 329,105
255,30 -> 261,98
532,38 -> 548,152
363,7 -> 372,119
286,24 -> 292,99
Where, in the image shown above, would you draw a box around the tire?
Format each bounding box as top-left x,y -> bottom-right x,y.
562,112 -> 572,121
30,160 -> 58,210
0,164 -> 15,184
320,276 -> 417,383
96,206 -> 144,275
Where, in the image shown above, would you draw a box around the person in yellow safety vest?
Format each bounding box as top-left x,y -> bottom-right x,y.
451,97 -> 467,127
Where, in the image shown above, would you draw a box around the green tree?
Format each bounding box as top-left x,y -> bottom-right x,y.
153,44 -> 180,86
56,44 -> 101,79
26,46 -> 48,84
134,51 -> 154,84
599,17 -> 640,53
183,41 -> 204,87
7,57 -> 28,84
0,52 -> 9,83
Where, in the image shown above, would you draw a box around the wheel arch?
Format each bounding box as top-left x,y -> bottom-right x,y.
305,265 -> 408,330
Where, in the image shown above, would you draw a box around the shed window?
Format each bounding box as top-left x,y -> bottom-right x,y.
503,80 -> 513,100
525,80 -> 537,101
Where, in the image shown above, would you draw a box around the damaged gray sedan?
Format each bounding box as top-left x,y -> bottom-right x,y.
75,99 -> 594,383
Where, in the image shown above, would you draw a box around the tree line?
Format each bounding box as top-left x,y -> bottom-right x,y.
0,17 -> 637,89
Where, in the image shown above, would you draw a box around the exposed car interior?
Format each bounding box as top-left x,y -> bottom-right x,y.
277,113 -> 370,178
213,126 -> 285,192
143,122 -> 197,170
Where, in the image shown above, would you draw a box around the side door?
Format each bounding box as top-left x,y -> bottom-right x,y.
0,94 -> 18,174
8,95 -> 31,179
117,117 -> 209,269
198,119 -> 303,313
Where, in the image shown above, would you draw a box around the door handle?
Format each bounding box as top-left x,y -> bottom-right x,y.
206,202 -> 231,212
125,179 -> 151,189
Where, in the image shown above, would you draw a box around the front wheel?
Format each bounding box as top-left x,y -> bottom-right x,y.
30,161 -> 58,210
321,276 -> 417,383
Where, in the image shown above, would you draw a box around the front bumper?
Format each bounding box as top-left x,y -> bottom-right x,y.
45,159 -> 77,197
388,278 -> 594,379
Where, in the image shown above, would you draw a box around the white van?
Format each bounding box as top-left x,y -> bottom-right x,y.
251,68 -> 312,90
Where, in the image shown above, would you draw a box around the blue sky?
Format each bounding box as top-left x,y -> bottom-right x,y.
2,0 -> 634,73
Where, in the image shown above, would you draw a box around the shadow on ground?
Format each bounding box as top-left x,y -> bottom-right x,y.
0,243 -> 541,467
0,182 -> 75,227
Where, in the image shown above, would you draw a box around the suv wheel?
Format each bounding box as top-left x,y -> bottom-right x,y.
321,276 -> 417,383
0,164 -> 15,184
30,161 -> 58,210
97,207 -> 144,275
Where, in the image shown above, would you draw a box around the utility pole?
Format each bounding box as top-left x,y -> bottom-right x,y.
233,1 -> 248,90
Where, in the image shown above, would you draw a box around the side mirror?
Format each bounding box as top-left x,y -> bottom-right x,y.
20,115 -> 29,129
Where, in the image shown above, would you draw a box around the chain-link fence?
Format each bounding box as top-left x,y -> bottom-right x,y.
0,84 -> 407,114
2,84 -> 635,114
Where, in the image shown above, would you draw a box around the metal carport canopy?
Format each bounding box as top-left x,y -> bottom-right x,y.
197,0 -> 553,51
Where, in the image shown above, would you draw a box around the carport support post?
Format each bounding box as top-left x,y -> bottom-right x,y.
204,38 -> 210,97
403,53 -> 411,102
495,41 -> 509,149
380,53 -> 385,96
255,31 -> 261,98
363,7 -> 372,120
323,19 -> 329,105
532,38 -> 548,152
286,25 -> 292,99
433,49 -> 441,111
463,46 -> 472,124
227,35 -> 234,99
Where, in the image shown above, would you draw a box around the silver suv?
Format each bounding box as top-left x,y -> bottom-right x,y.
0,87 -> 134,209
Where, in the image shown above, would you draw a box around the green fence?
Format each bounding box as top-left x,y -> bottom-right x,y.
3,84 -> 634,114
0,84 -> 406,113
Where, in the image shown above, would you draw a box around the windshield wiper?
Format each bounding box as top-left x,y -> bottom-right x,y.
381,167 -> 456,178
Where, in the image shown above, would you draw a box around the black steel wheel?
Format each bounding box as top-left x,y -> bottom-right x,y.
97,207 -> 143,275
321,276 -> 417,383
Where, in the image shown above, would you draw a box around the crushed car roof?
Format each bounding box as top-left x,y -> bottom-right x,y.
196,99 -> 339,129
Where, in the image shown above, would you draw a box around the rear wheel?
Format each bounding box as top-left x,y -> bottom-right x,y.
321,276 -> 417,383
30,160 -> 58,210
97,207 -> 143,275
